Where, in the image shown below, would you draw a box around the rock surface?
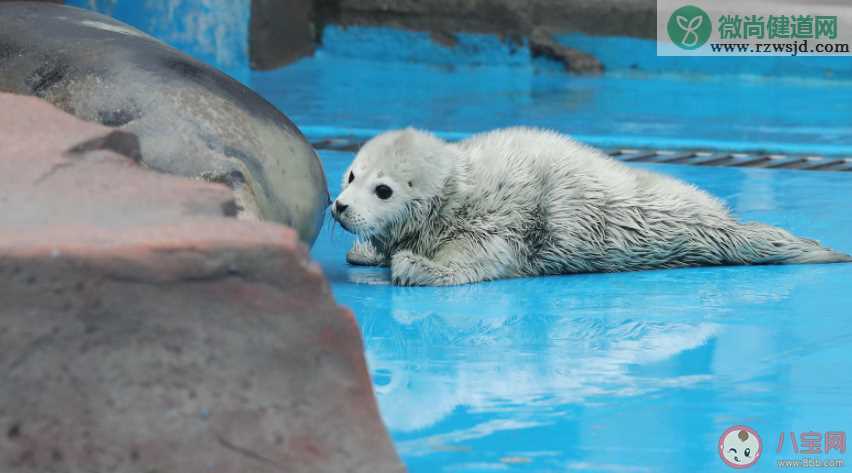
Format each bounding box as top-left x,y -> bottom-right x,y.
252,0 -> 648,72
0,93 -> 404,473
329,0 -> 655,38
251,0 -> 316,70
529,28 -> 604,74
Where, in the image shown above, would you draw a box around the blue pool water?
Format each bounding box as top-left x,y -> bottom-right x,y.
253,34 -> 852,157
310,155 -> 852,472
250,34 -> 852,473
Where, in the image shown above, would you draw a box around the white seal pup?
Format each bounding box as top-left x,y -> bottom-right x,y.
331,127 -> 851,286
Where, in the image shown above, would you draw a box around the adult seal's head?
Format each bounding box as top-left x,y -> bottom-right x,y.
0,2 -> 328,245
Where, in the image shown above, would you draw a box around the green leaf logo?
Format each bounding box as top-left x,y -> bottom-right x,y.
668,5 -> 712,49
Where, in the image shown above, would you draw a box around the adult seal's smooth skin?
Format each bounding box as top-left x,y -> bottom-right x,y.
332,127 -> 851,286
0,2 -> 328,245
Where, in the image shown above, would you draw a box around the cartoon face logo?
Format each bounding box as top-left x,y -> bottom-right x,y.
719,425 -> 762,468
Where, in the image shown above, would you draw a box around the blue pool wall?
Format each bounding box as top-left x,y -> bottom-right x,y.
59,4 -> 852,157
318,25 -> 852,80
64,0 -> 251,83
60,2 -> 852,82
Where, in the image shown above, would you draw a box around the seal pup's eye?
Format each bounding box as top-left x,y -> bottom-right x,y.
348,171 -> 355,183
375,184 -> 393,200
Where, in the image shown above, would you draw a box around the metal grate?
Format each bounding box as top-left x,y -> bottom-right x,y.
312,138 -> 363,153
610,149 -> 852,172
312,138 -> 852,172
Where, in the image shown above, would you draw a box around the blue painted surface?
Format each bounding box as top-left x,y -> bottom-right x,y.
553,33 -> 852,79
309,151 -> 852,472
249,25 -> 852,470
319,25 -> 852,79
320,26 -> 531,67
253,54 -> 852,156
64,0 -> 250,82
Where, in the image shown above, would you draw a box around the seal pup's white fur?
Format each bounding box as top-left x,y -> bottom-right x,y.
332,127 -> 851,286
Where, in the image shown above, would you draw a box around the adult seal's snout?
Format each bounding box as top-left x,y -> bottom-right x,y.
0,2 -> 328,246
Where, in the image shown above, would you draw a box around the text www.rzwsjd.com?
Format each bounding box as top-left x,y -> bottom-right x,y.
710,40 -> 850,55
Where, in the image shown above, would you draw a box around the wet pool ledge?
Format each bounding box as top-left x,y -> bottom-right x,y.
317,25 -> 852,79
311,150 -> 852,473
252,23 -> 852,158
50,4 -> 852,157
253,53 -> 852,157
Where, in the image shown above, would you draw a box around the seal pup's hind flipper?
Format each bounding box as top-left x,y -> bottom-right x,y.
735,222 -> 852,265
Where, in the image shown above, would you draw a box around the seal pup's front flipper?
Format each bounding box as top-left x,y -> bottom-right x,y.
390,236 -> 515,286
347,239 -> 389,266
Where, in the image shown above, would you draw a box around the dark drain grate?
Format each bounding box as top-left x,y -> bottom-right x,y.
610,149 -> 852,172
312,138 -> 363,153
312,138 -> 852,172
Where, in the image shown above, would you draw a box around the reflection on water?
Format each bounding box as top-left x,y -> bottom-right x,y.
310,152 -> 852,472
371,318 -> 719,435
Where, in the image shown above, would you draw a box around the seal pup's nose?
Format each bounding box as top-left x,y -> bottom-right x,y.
335,201 -> 349,214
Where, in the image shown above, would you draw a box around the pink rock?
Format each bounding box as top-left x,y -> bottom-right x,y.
0,93 -> 404,473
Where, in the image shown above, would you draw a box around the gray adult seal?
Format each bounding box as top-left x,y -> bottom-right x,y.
0,2 -> 328,245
